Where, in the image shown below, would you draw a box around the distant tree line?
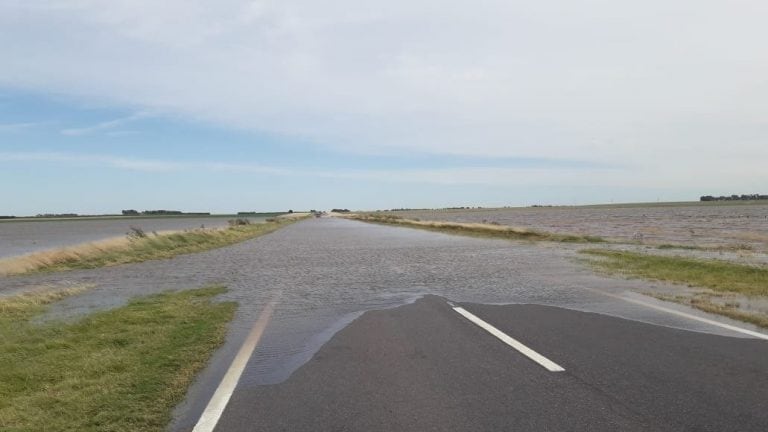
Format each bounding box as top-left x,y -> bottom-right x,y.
122,209 -> 211,216
0,215 -> 16,219
331,208 -> 351,213
36,213 -> 78,218
700,194 -> 768,202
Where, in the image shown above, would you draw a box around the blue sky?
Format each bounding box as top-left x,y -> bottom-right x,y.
2,89 -> 630,214
1,1 -> 766,215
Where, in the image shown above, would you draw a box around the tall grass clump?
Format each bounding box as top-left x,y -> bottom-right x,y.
227,218 -> 251,226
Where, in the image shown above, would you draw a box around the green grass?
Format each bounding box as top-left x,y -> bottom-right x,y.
582,249 -> 768,296
0,285 -> 236,431
655,243 -> 754,252
0,219 -> 300,276
655,244 -> 703,250
648,293 -> 768,329
348,214 -> 605,243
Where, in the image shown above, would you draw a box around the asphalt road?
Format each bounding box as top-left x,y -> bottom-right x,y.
214,295 -> 768,431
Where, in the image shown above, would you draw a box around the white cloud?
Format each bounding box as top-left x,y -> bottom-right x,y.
60,112 -> 151,136
1,1 -> 767,190
0,151 -> 287,174
0,151 -> 180,172
0,122 -> 44,131
1,151 -> 763,193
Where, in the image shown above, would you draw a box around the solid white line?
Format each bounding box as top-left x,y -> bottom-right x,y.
613,293 -> 768,341
192,300 -> 277,432
452,306 -> 565,372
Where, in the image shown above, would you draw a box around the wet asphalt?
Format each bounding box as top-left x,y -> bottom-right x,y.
217,296 -> 768,432
2,218 -> 767,431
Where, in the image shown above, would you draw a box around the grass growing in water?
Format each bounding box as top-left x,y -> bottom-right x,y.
0,285 -> 236,431
347,214 -> 605,243
647,292 -> 768,329
0,219 -> 298,276
582,249 -> 768,296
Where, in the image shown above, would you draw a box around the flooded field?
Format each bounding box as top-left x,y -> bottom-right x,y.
0,218 -> 764,430
0,216 -> 266,259
390,203 -> 768,250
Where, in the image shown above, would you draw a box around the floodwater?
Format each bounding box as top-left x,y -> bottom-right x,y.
0,218 -> 763,430
393,203 -> 768,250
0,216 -> 263,259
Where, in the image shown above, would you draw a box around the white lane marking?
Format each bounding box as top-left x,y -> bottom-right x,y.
452,306 -> 565,372
192,300 -> 277,432
594,290 -> 768,341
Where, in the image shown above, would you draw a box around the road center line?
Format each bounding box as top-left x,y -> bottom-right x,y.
452,306 -> 565,372
192,299 -> 278,432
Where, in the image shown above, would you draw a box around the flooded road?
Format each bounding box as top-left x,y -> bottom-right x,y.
0,218 -> 764,430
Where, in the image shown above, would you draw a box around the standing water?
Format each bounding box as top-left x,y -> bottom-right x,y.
0,216 -> 265,259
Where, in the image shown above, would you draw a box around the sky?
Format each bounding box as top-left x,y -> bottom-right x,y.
1,1 -> 767,215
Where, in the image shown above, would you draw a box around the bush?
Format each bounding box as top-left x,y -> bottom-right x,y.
126,226 -> 147,240
227,218 -> 251,226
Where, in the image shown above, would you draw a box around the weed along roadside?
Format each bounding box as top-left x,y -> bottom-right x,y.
0,285 -> 237,432
582,249 -> 768,328
345,213 -> 606,243
581,249 -> 768,297
0,216 -> 306,276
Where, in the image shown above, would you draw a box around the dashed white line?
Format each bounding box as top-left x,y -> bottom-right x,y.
452,306 -> 565,372
192,299 -> 277,432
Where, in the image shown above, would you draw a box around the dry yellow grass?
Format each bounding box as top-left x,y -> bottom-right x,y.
0,220 -> 294,276
346,213 -> 605,243
728,231 -> 768,243
0,236 -> 133,276
0,285 -> 93,317
647,292 -> 768,329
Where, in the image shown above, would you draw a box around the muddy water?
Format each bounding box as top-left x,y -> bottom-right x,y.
0,218 -> 764,430
0,216 -> 263,258
395,204 -> 768,250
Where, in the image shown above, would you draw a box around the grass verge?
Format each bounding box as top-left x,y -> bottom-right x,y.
0,218 -> 301,276
647,293 -> 768,329
0,285 -> 236,431
346,214 -> 605,243
581,249 -> 768,296
655,243 -> 754,252
582,249 -> 768,328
